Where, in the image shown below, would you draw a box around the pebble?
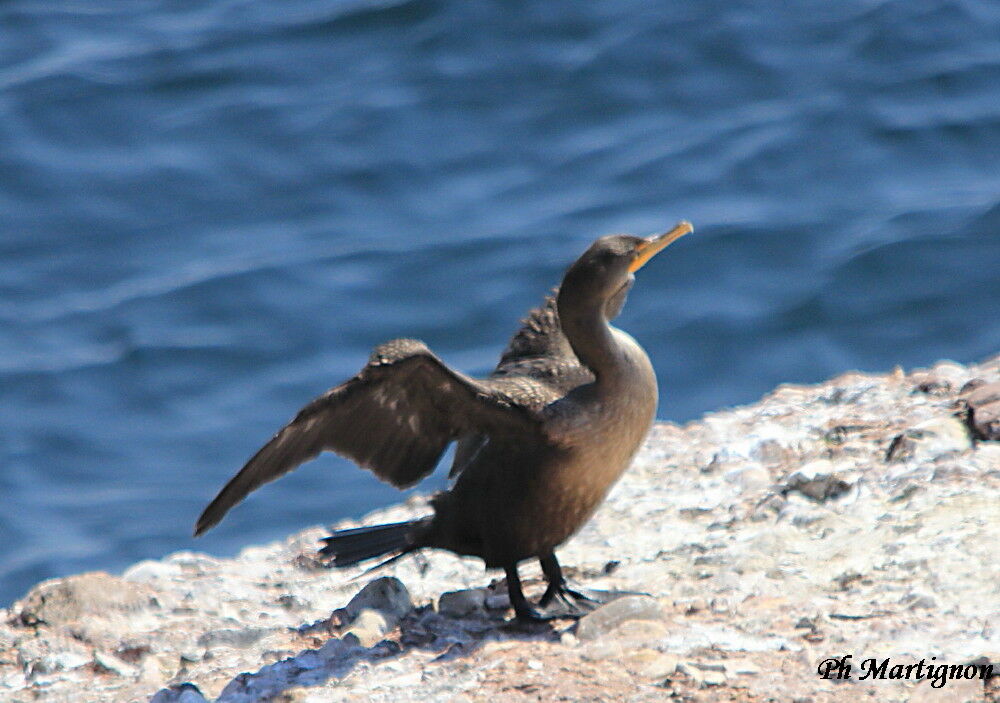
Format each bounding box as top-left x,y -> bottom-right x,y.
92,650 -> 137,677
14,572 -> 157,627
965,380 -> 1000,408
196,628 -> 269,650
484,592 -> 511,610
782,460 -> 852,501
342,608 -> 391,647
710,598 -> 730,614
149,683 -> 209,703
887,416 -> 972,462
901,591 -> 937,610
676,661 -> 703,685
122,560 -> 182,584
343,577 -> 412,624
681,597 -> 708,613
574,595 -> 663,641
37,650 -> 91,673
724,464 -> 772,492
724,659 -> 760,675
437,589 -> 486,618
701,669 -> 727,687
639,653 -> 678,679
971,400 -> 1000,441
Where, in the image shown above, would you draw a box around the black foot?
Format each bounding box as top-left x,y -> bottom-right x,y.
510,604 -> 554,623
537,583 -> 617,618
535,552 -> 644,619
505,565 -> 550,623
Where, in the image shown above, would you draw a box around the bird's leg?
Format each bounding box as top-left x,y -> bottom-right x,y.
504,563 -> 544,621
537,553 -> 613,617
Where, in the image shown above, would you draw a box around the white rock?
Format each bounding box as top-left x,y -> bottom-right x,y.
37,650 -> 91,673
485,592 -> 511,610
122,560 -> 181,583
438,589 -> 487,618
783,459 -> 852,501
701,669 -> 727,687
640,654 -> 678,679
93,650 -> 137,677
150,683 -> 209,703
344,577 -> 412,624
342,608 -> 391,647
724,658 -> 760,675
931,360 -> 970,387
724,464 -> 771,492
891,416 -> 973,463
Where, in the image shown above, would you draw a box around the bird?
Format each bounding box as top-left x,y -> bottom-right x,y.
194,221 -> 693,620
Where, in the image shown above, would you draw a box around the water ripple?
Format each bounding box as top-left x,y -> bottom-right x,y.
1,0 -> 998,605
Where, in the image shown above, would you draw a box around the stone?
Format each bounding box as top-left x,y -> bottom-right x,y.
92,650 -> 137,677
574,595 -> 663,641
911,371 -> 951,395
676,661 -> 703,685
342,608 -> 391,647
640,653 -> 679,679
437,589 -> 487,618
724,659 -> 760,675
782,460 -> 852,501
484,592 -> 511,610
197,628 -> 269,649
724,464 -> 772,492
901,591 -> 937,610
14,572 -> 157,628
681,596 -> 708,613
150,683 -> 209,703
607,618 -> 669,643
343,577 -> 412,624
36,650 -> 91,673
970,400 -> 1000,441
887,416 -> 972,462
122,560 -> 181,583
751,439 -> 791,466
965,380 -> 1000,408
701,669 -> 727,686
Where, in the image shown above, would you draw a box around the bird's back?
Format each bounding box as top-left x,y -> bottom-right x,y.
445,291 -> 592,480
491,291 -> 594,398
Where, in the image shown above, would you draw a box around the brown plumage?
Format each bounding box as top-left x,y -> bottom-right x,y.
194,222 -> 693,620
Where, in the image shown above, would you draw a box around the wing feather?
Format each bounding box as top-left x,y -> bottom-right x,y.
194,339 -> 541,535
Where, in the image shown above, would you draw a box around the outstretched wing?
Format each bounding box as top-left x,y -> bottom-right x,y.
194,339 -> 543,536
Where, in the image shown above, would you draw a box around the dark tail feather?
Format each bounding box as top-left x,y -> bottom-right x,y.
319,519 -> 429,567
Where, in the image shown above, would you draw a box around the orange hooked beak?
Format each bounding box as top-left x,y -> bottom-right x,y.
628,221 -> 694,273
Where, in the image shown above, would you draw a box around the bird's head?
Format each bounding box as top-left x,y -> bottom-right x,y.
559,221 -> 693,320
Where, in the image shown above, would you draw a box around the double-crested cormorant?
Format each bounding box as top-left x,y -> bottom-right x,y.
194,222 -> 693,620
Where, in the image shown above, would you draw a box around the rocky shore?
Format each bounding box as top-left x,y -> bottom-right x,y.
3,356 -> 1000,703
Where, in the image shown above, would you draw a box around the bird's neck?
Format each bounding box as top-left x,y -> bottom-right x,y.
558,299 -> 623,385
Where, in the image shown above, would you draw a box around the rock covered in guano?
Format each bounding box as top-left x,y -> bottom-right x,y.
1,355 -> 998,703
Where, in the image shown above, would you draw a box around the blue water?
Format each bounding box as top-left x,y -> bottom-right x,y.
2,0 -> 999,606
